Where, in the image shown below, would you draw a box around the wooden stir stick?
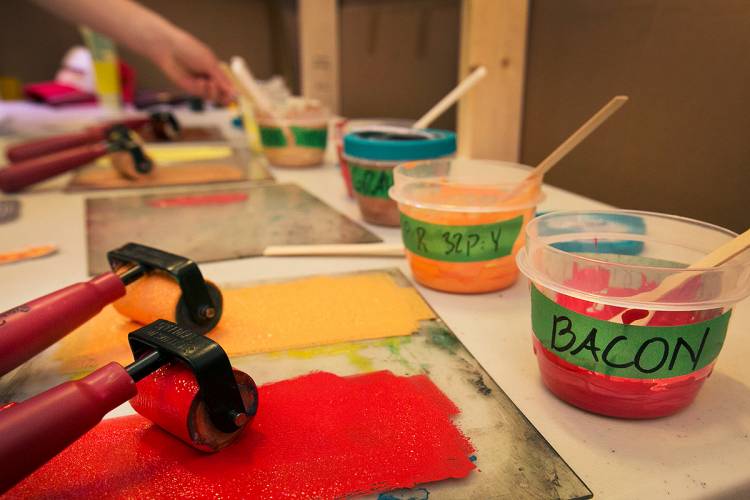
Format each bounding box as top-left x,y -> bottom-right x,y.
413,66 -> 488,129
500,96 -> 628,201
611,227 -> 750,325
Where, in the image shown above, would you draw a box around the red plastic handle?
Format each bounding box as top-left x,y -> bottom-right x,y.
0,272 -> 126,376
5,128 -> 106,163
116,116 -> 151,131
0,142 -> 109,193
0,362 -> 136,494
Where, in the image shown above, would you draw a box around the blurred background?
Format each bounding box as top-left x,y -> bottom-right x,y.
0,0 -> 747,231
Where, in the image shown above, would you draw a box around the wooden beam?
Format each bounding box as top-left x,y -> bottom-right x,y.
298,0 -> 340,114
457,0 -> 529,161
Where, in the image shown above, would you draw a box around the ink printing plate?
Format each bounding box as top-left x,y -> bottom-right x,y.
85,183 -> 382,274
2,269 -> 591,499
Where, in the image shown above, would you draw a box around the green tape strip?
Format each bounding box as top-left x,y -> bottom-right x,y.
291,126 -> 327,149
399,213 -> 523,262
260,126 -> 287,147
530,284 -> 731,379
259,126 -> 327,149
350,163 -> 394,199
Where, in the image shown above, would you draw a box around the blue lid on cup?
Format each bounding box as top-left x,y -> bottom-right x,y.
344,126 -> 456,161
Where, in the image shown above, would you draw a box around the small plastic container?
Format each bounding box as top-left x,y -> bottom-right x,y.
389,159 -> 544,293
258,111 -> 329,168
516,211 -> 750,418
344,127 -> 455,226
334,118 -> 414,198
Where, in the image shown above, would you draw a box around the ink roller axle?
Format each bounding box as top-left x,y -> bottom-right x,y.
0,125 -> 153,193
0,243 -> 222,377
4,111 -> 180,163
0,319 -> 258,494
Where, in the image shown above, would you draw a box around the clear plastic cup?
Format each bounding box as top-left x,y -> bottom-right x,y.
333,118 -> 414,198
344,127 -> 456,227
258,111 -> 329,168
516,211 -> 750,418
389,159 -> 544,293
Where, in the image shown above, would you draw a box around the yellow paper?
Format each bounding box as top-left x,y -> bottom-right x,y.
54,272 -> 435,373
95,146 -> 233,167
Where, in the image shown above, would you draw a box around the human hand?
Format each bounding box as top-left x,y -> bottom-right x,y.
149,29 -> 235,105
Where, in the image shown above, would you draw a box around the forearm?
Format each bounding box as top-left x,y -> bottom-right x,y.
31,0 -> 183,61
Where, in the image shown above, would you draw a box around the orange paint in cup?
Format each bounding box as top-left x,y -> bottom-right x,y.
390,159 -> 544,294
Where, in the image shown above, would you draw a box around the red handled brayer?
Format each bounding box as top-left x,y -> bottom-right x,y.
0,243 -> 222,377
0,125 -> 153,193
5,111 -> 180,163
0,319 -> 259,493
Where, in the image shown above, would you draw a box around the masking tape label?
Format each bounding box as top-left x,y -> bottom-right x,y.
530,284 -> 731,379
399,213 -> 523,262
350,163 -> 394,198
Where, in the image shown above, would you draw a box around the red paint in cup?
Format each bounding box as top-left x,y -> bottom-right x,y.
517,211 -> 750,418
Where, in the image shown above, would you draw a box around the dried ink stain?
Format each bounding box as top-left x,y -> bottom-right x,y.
426,322 -> 459,354
378,487 -> 430,500
471,374 -> 492,396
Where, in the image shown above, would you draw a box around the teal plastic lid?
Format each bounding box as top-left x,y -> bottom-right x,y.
343,126 -> 456,161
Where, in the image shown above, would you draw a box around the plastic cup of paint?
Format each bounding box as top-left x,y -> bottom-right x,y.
334,118 -> 414,198
389,159 -> 544,293
344,126 -> 456,226
516,210 -> 750,418
257,108 -> 330,168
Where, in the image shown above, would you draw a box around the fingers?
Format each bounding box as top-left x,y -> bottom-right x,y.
152,30 -> 236,105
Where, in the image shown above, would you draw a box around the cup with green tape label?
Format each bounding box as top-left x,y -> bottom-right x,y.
516,210 -> 750,419
389,159 -> 544,294
257,111 -> 329,168
343,127 -> 456,227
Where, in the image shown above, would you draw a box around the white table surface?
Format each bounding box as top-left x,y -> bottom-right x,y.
1,104 -> 748,500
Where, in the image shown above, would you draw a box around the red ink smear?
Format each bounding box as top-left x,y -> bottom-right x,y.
7,371 -> 475,498
148,193 -> 248,208
536,264 -> 724,418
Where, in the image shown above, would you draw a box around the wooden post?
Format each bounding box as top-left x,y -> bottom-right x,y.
457,0 -> 529,161
298,0 -> 340,114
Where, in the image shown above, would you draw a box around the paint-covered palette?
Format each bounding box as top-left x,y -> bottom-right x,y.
67,145 -> 272,191
1,269 -> 590,498
85,183 -> 382,274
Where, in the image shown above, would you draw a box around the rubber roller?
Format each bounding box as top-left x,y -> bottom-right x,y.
4,111 -> 180,163
130,364 -> 257,452
0,243 -> 222,377
0,320 -> 259,494
0,125 -> 153,193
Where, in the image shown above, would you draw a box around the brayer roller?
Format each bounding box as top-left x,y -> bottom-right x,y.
5,111 -> 180,163
0,243 -> 222,377
0,319 -> 259,493
0,125 -> 152,193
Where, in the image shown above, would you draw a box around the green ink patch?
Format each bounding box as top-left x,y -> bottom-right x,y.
400,213 -> 524,263
426,322 -> 459,354
530,285 -> 731,379
350,163 -> 394,199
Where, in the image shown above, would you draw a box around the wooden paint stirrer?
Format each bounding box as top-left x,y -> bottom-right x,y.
612,227 -> 750,325
413,66 -> 488,129
500,95 -> 628,201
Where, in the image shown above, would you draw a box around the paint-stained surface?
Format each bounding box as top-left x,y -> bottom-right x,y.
52,270 -> 434,374
68,146 -> 272,191
0,200 -> 19,224
7,371 -> 475,499
2,269 -> 591,498
85,183 -> 381,274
